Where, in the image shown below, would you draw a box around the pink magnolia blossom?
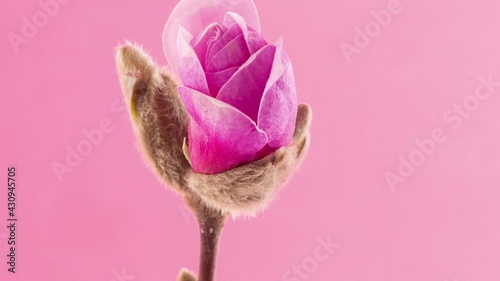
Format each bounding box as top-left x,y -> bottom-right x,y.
163,0 -> 298,174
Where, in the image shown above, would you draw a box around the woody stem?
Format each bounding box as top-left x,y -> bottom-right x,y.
197,213 -> 226,281
184,194 -> 228,281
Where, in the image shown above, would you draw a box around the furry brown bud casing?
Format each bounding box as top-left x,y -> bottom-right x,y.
116,43 -> 191,193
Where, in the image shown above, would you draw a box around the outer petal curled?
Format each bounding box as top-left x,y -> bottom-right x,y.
163,0 -> 261,74
179,86 -> 268,174
177,27 -> 210,95
257,38 -> 298,148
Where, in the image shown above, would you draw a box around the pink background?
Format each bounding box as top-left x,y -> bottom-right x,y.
2,0 -> 500,280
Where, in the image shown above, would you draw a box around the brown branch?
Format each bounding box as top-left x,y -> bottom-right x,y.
185,195 -> 228,281
197,211 -> 226,281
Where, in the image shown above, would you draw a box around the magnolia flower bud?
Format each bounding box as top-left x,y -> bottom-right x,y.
116,43 -> 311,216
116,42 -> 311,281
116,1 -> 312,280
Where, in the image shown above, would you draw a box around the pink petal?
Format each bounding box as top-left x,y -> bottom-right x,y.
205,28 -> 226,65
206,34 -> 250,72
192,23 -> 225,69
206,67 -> 238,96
257,38 -> 298,148
204,13 -> 267,72
246,30 -> 268,54
177,27 -> 210,95
223,12 -> 267,54
206,24 -> 244,62
179,86 -> 268,174
217,44 -> 276,122
163,0 -> 260,74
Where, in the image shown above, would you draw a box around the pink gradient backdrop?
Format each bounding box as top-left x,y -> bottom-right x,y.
2,0 -> 500,280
